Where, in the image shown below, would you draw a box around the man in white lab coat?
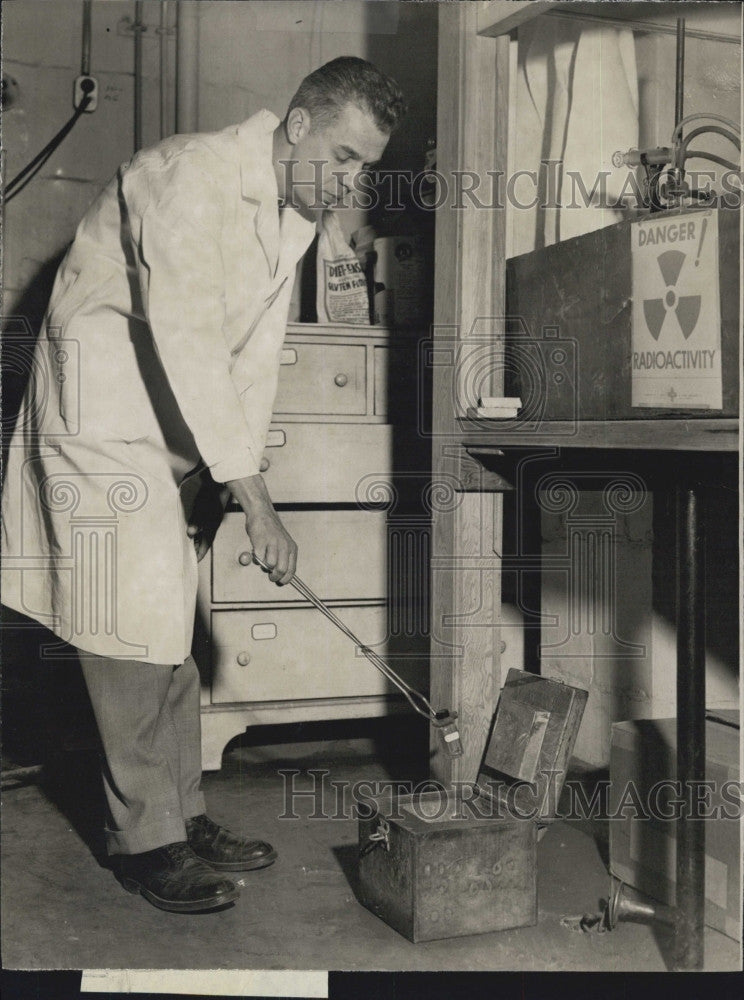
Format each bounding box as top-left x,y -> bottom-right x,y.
1,57 -> 404,913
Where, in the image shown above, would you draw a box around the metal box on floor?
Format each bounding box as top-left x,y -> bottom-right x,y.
357,669 -> 588,942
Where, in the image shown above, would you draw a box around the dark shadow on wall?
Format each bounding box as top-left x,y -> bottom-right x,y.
0,607 -> 100,762
364,2 -> 438,182
497,447 -> 738,723
2,251 -> 66,471
653,482 -> 740,698
365,0 -> 438,726
1,242 -> 86,869
0,604 -> 108,862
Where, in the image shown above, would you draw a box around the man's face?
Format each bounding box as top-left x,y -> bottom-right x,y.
284,102 -> 390,212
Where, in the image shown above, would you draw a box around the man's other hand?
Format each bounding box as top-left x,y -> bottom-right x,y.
225,473 -> 297,585
187,476 -> 230,561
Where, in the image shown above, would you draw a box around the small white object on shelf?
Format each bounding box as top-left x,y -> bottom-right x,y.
472,395 -> 522,419
477,396 -> 522,408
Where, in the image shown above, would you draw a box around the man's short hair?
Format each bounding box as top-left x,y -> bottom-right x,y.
286,56 -> 406,134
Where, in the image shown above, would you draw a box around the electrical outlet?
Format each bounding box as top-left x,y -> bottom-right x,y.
73,75 -> 98,112
2,74 -> 20,109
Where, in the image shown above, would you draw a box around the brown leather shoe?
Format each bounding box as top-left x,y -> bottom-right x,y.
186,813 -> 277,871
117,841 -> 239,912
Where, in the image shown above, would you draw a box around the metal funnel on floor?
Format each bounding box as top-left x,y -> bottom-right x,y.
605,878 -> 675,930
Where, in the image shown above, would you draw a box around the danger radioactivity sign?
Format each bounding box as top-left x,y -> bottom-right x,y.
631,210 -> 722,409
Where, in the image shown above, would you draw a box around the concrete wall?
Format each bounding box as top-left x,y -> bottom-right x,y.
196,1 -> 435,172
3,0 -> 160,324
537,485 -> 739,766
2,0 -> 436,326
635,5 -> 741,195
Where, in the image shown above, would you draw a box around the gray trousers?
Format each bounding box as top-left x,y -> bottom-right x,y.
77,651 -> 207,855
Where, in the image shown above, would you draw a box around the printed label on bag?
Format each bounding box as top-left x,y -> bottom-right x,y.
322,258 -> 369,323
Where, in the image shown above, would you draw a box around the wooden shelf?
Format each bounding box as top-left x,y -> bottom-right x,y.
477,1 -> 741,40
285,322 -> 426,342
459,417 -> 739,452
477,1 -> 556,37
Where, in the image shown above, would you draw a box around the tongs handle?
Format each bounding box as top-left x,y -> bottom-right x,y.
249,554 -> 462,755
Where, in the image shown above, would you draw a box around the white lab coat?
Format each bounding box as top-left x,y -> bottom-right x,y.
1,109 -> 316,664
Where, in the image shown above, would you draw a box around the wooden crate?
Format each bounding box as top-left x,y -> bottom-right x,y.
357,669 -> 587,942
505,207 -> 740,419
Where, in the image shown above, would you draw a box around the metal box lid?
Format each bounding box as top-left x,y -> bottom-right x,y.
475,669 -> 588,824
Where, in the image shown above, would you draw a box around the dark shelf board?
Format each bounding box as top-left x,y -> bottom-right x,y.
459,418 -> 739,452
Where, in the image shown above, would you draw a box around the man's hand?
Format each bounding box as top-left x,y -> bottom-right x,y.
226,473 -> 297,585
187,475 -> 230,561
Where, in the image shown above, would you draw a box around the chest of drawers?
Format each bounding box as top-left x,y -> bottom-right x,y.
194,323 -> 430,770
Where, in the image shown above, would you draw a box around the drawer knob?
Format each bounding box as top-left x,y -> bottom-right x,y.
236,651 -> 251,667
334,373 -> 348,388
259,457 -> 270,472
238,551 -> 252,566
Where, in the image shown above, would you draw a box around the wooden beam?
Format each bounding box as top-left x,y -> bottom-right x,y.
478,0 -> 742,42
477,0 -> 556,37
459,418 -> 740,453
458,448 -> 514,492
430,3 -> 510,784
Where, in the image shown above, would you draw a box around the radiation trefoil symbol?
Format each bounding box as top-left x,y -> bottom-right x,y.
642,250 -> 701,341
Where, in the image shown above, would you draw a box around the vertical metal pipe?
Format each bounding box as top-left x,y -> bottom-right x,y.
159,0 -> 170,138
674,484 -> 706,971
176,1 -> 200,134
81,0 -> 92,76
133,1 -> 144,152
675,18 -> 686,132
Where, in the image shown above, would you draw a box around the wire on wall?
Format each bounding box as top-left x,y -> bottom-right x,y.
4,1 -> 96,204
4,96 -> 93,203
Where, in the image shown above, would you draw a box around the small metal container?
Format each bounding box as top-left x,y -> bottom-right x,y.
357,669 -> 588,942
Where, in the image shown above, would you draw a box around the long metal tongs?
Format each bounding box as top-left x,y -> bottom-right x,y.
252,555 -> 462,757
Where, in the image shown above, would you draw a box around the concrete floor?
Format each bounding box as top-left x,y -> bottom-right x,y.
2,718 -> 740,973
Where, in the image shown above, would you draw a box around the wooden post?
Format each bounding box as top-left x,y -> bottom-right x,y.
674,484 -> 706,970
430,3 -> 510,783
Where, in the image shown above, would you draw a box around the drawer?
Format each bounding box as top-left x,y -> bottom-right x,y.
274,342 -> 367,415
261,423 -> 393,503
212,509 -> 388,604
210,607 -> 428,704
